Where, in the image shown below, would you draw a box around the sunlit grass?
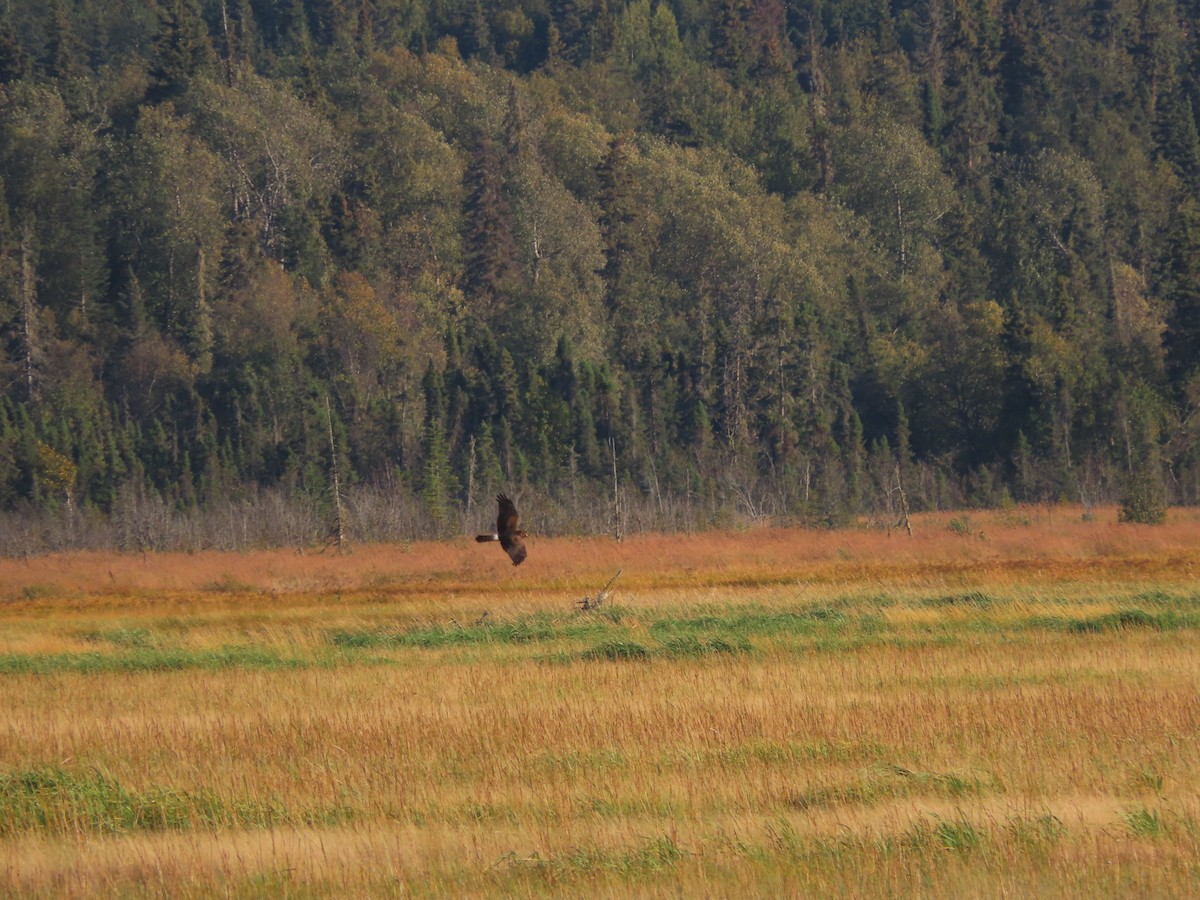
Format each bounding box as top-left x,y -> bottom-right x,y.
2,506 -> 1200,896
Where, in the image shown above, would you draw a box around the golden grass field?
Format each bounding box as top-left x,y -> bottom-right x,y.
1,505 -> 1199,897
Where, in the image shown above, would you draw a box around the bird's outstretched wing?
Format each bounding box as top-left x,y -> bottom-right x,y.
496,493 -> 527,566
499,531 -> 527,565
496,493 -> 520,534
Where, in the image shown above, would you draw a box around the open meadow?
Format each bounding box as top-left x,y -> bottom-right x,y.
1,506 -> 1199,897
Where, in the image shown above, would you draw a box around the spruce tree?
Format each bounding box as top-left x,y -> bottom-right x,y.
1163,196 -> 1200,392
1155,88 -> 1200,193
147,0 -> 218,103
0,21 -> 29,84
462,131 -> 519,307
42,0 -> 87,82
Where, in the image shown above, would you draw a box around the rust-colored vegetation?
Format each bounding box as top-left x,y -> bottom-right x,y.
2,506 -> 1199,896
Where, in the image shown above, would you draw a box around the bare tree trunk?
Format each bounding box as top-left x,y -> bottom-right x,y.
465,435 -> 477,532
895,462 -> 913,537
894,189 -> 907,271
327,396 -> 347,553
610,436 -> 622,542
219,0 -> 235,85
20,224 -> 38,402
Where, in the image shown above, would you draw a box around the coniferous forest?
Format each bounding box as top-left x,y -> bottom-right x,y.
2,0 -> 1199,553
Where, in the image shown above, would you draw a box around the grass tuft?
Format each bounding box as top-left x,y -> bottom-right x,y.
1008,813 -> 1067,852
934,817 -> 985,853
1125,807 -> 1166,838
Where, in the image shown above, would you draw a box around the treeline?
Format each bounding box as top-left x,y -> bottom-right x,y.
1,0 -> 1199,553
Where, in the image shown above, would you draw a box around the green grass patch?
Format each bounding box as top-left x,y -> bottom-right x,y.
655,634 -> 753,657
921,591 -> 994,609
581,640 -> 652,662
934,817 -> 985,853
577,633 -> 752,663
331,608 -> 757,661
532,748 -> 629,776
327,597 -> 1200,667
0,645 -> 304,675
492,834 -> 688,884
1026,608 -> 1199,634
649,607 -> 847,642
658,739 -> 888,774
1129,590 -> 1177,606
1125,807 -> 1166,838
0,766 -> 351,836
330,614 -> 614,650
79,626 -> 159,648
784,763 -> 991,811
32,595 -> 1185,681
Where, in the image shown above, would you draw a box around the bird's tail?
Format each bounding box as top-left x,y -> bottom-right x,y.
476,534 -> 499,542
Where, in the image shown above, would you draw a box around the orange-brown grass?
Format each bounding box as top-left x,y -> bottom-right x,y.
3,505 -> 1198,601
2,505 -> 1200,897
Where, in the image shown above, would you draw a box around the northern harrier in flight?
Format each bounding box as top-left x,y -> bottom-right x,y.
476,493 -> 528,566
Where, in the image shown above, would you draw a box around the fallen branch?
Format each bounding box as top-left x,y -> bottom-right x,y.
576,568 -> 622,611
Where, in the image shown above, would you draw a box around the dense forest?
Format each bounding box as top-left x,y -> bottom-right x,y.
1,0 -> 1199,553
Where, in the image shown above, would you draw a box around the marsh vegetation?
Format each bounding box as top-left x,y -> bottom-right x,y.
2,507 -> 1198,896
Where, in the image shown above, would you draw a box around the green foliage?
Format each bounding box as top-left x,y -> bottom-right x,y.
1119,468 -> 1168,525
946,516 -> 976,536
1,1 -> 1199,543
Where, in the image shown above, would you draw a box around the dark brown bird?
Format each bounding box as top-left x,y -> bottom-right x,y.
475,493 -> 528,565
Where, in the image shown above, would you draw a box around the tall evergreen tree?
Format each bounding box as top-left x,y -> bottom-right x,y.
0,20 -> 30,84
999,0 -> 1064,151
1163,196 -> 1200,391
597,134 -> 653,360
148,0 -> 218,103
712,0 -> 753,78
1155,88 -> 1200,192
552,0 -> 591,64
42,0 -> 88,82
462,130 -> 520,308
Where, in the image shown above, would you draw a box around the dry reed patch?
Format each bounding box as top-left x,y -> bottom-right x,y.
3,795 -> 1198,898
3,506 -> 1200,608
5,632 -> 1198,813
